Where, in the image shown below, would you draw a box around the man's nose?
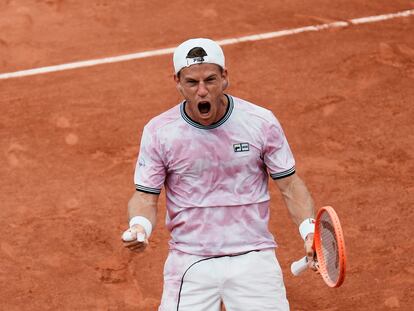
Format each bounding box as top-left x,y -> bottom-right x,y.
197,82 -> 208,97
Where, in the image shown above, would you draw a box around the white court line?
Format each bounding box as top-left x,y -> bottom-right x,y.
1,9 -> 413,80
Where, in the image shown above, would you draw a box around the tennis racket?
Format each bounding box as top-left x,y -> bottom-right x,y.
290,206 -> 346,288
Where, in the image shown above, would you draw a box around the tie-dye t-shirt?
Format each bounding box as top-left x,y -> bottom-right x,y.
134,95 -> 295,256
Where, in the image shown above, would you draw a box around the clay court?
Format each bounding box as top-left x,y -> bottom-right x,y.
1,1 -> 413,310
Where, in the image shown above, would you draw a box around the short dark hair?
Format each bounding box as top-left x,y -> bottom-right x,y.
186,47 -> 207,58
176,47 -> 223,79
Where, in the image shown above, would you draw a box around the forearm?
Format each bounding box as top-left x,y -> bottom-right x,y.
276,174 -> 315,225
127,191 -> 159,227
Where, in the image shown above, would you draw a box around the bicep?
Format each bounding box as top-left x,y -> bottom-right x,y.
274,173 -> 299,194
274,172 -> 313,204
274,173 -> 315,223
128,191 -> 159,211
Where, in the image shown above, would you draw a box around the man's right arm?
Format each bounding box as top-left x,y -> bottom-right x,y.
122,191 -> 159,252
128,190 -> 159,226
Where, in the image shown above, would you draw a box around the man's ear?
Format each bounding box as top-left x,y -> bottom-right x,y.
221,68 -> 229,90
222,78 -> 229,90
174,74 -> 184,94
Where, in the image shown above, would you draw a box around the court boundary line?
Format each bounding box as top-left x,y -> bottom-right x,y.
1,9 -> 413,80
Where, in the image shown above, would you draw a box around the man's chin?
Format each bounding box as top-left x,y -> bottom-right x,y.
196,114 -> 215,125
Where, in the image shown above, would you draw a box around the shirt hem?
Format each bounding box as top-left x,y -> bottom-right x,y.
168,243 -> 278,257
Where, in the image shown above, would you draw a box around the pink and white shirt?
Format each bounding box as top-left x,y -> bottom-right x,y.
134,95 -> 295,256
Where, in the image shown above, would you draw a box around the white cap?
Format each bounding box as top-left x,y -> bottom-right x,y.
173,38 -> 225,74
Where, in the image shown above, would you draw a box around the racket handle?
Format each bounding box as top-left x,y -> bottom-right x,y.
290,256 -> 308,276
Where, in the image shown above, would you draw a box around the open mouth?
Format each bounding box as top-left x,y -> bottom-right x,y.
198,101 -> 211,114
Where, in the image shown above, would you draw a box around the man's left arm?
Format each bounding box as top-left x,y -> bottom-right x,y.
275,173 -> 316,265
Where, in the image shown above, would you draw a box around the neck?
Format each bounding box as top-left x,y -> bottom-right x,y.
216,94 -> 229,120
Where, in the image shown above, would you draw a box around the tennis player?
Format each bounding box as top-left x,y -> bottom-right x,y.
122,38 -> 316,310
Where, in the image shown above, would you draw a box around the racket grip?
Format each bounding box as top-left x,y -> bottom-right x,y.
290,256 -> 308,276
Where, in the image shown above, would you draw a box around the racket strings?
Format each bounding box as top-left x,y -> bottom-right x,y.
319,212 -> 340,283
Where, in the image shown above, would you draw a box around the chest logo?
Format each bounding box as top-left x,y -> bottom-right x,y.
233,142 -> 250,152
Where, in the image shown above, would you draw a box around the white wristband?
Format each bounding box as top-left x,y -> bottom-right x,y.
129,216 -> 153,238
299,218 -> 315,240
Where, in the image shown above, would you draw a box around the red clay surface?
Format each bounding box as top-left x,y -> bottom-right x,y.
1,1 -> 413,310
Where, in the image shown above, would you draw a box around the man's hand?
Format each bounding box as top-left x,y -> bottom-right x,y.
122,224 -> 148,253
123,191 -> 158,253
305,233 -> 317,271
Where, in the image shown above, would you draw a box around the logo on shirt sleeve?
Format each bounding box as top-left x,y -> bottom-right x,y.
138,157 -> 146,167
233,142 -> 250,152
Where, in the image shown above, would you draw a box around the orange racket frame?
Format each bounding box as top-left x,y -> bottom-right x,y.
290,206 -> 347,288
314,206 -> 347,287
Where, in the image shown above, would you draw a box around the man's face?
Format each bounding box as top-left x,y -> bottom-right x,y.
175,63 -> 228,126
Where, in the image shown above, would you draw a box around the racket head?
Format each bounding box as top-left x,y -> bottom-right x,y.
314,206 -> 346,287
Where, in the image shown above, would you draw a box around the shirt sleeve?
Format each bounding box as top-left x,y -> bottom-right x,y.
134,125 -> 166,194
263,112 -> 296,180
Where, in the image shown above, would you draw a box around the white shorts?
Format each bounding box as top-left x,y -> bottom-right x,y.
158,249 -> 289,311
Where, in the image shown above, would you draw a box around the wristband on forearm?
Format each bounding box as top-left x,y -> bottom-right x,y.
299,218 -> 315,240
129,216 -> 153,238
